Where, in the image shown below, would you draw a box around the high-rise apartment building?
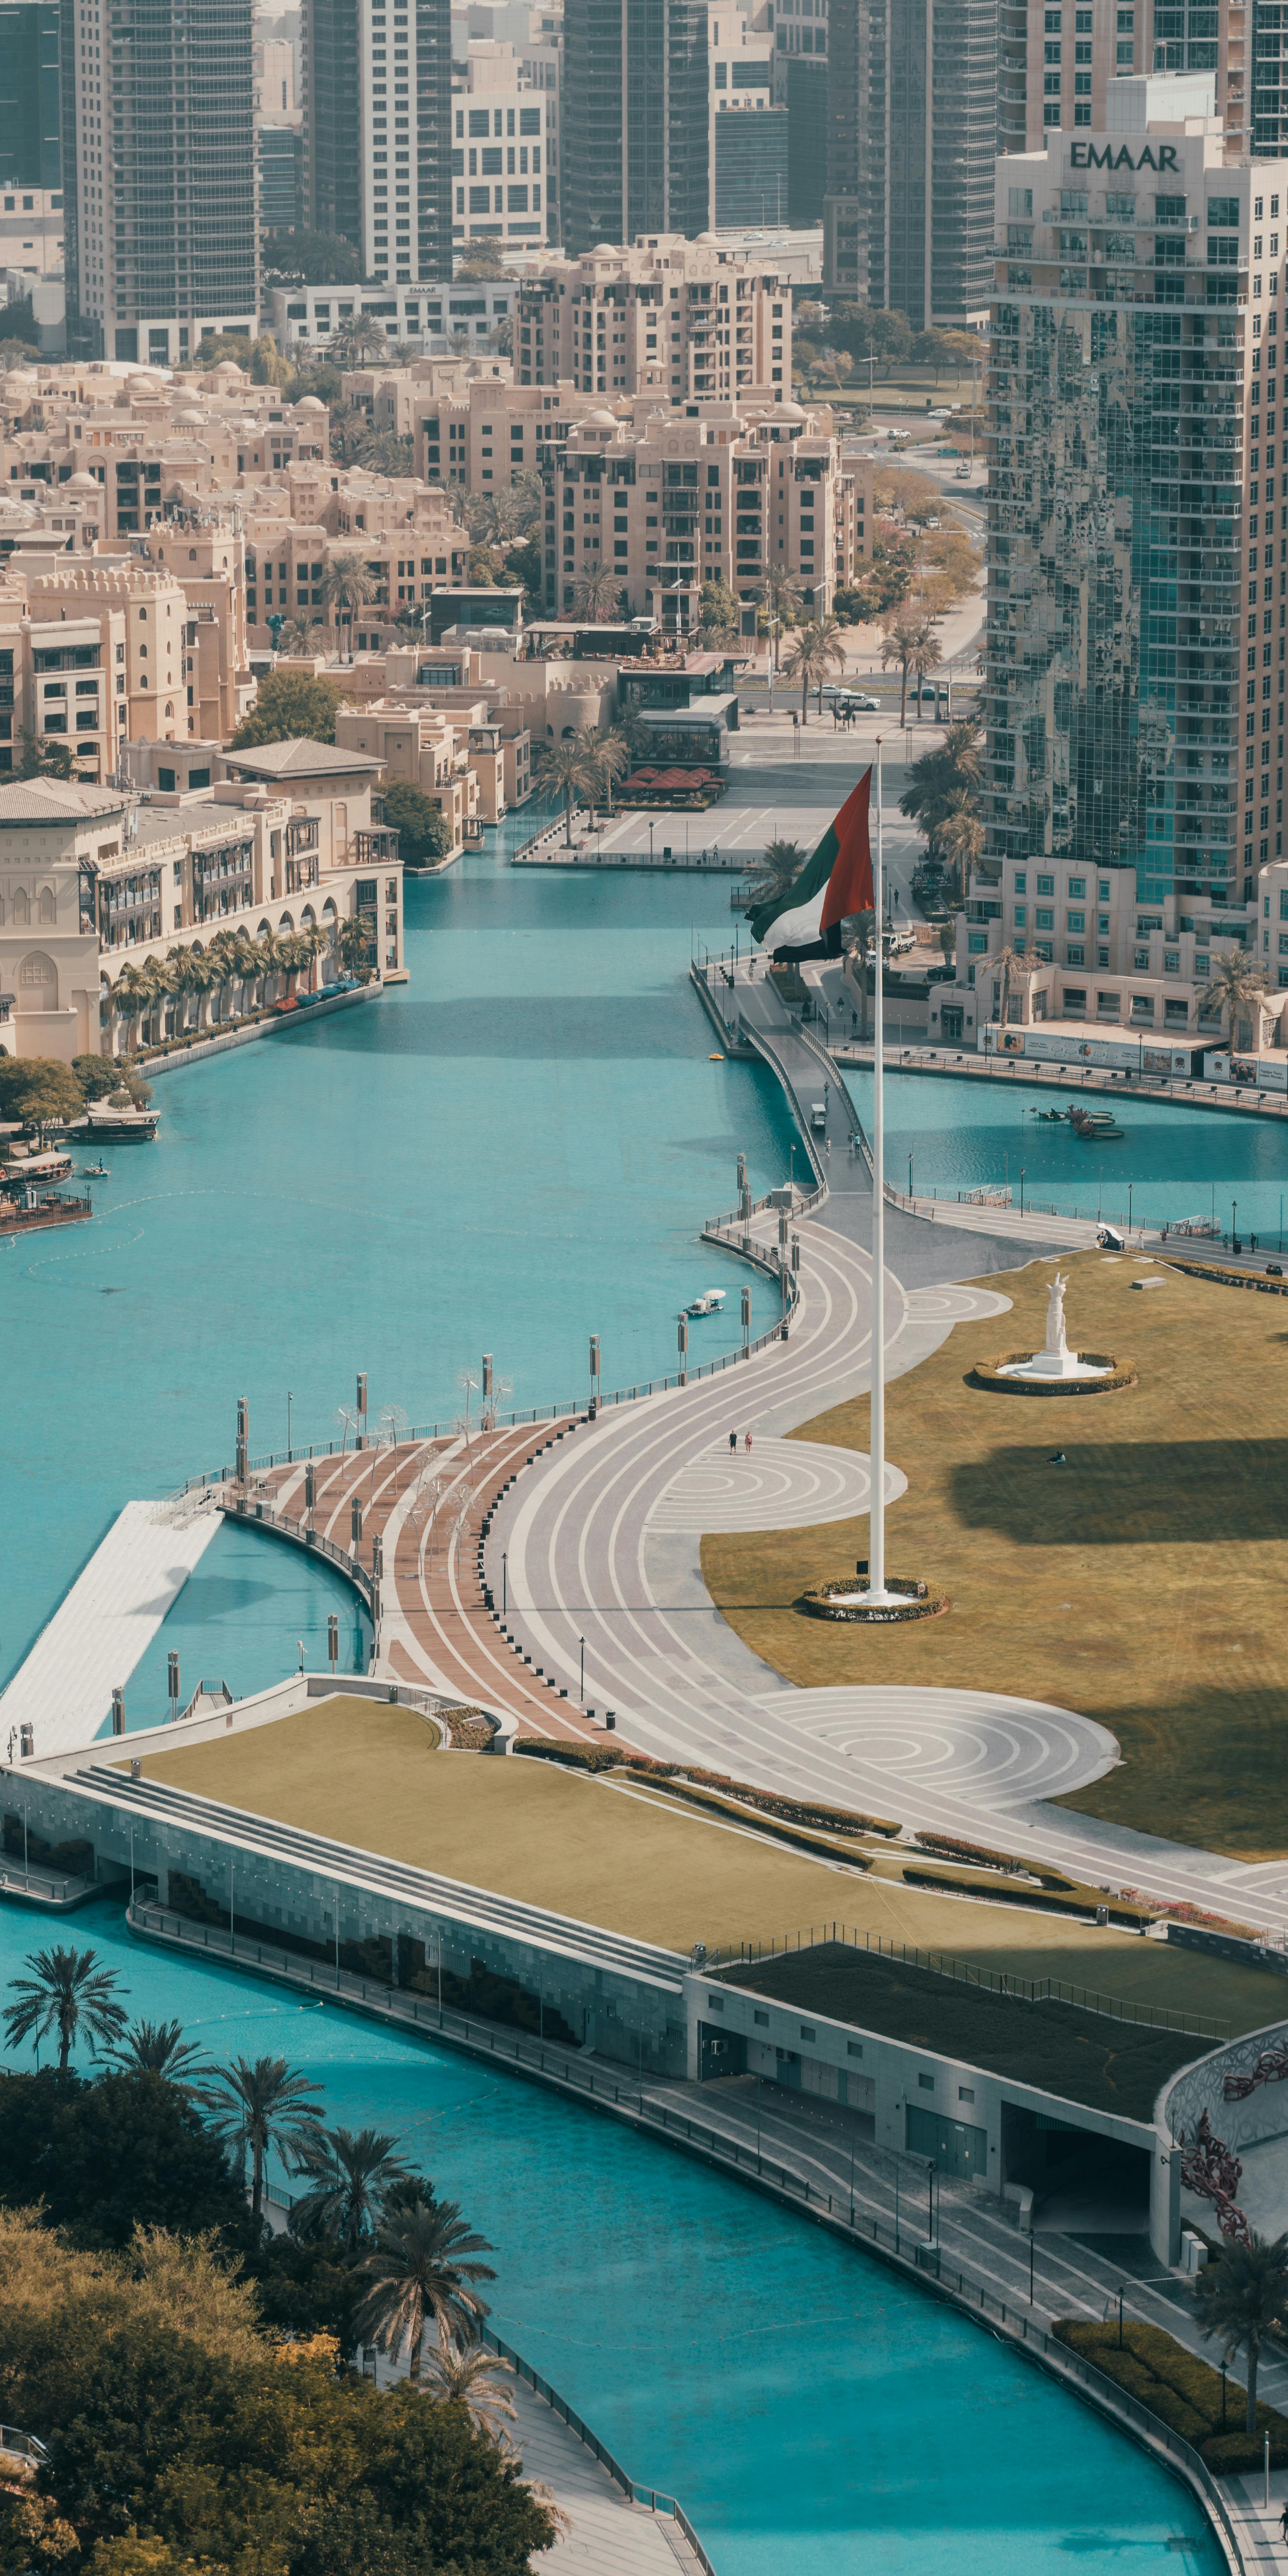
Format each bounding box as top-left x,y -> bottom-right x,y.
1004,0 -> 1246,155
62,0 -> 258,365
515,238 -> 791,400
451,42 -> 553,248
984,77 -> 1282,921
560,0 -> 710,254
823,0 -> 998,325
0,3 -> 62,190
303,0 -> 452,284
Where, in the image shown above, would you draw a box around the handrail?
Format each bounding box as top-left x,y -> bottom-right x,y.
126,1900 -> 1242,2576
478,2325 -> 718,2574
703,1920 -> 1228,2040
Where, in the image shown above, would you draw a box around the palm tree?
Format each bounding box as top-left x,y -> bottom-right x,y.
421,2338 -> 518,2448
1196,2230 -> 1288,2434
758,564 -> 806,678
937,789 -> 984,902
354,2197 -> 496,2382
104,2017 -> 211,2099
1200,952 -> 1269,1052
299,923 -> 331,993
290,2125 -> 412,2251
110,961 -> 151,1055
321,554 -> 377,662
880,608 -> 923,728
2,1946 -> 128,2071
277,615 -> 322,656
571,568 -> 624,624
577,724 -> 630,818
336,913 -> 374,976
908,624 -> 944,720
536,738 -> 594,846
898,719 -> 983,850
748,836 -> 806,905
206,2054 -> 325,2225
207,929 -> 242,1025
331,317 -> 389,367
780,615 -> 847,723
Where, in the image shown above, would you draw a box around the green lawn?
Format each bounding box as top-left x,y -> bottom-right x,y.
701,1249 -> 1288,1860
129,1701 -> 1281,2029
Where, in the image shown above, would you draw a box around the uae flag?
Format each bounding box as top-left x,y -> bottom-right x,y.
747,769 -> 876,960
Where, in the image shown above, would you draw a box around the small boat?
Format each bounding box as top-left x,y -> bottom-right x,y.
79,1162 -> 110,1178
1029,1108 -> 1066,1122
73,1102 -> 161,1142
686,1288 -> 727,1316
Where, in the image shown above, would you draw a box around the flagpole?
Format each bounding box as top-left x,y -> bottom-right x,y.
871,736 -> 886,1601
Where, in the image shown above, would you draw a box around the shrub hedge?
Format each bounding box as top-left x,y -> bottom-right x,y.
511,1738 -> 900,1834
902,1864 -> 1155,1928
1054,2318 -> 1288,2469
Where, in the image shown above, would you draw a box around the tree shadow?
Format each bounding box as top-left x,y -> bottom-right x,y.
947,1441 -> 1288,1545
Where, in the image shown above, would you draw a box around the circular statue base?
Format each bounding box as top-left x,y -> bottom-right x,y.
970,1349 -> 1136,1398
801,1574 -> 947,1624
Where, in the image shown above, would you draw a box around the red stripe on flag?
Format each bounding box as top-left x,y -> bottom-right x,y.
819,768 -> 874,933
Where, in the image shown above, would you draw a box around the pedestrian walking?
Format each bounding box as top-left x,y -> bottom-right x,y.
744,1430 -> 754,1455
729,1430 -> 738,1453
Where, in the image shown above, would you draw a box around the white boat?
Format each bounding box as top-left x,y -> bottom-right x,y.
72,1101 -> 160,1142
685,1288 -> 727,1316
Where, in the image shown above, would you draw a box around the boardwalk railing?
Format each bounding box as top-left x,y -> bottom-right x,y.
703,1921 -> 1229,2040
479,2326 -> 718,2575
126,1900 -> 1243,2576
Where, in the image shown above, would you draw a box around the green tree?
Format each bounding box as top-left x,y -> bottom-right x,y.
380,780 -> 453,866
421,2337 -> 519,2448
880,606 -> 926,728
319,553 -> 377,661
697,577 -> 741,643
264,228 -> 366,284
780,614 -> 847,722
0,2069 -> 246,2247
535,737 -> 594,845
758,563 -> 805,673
0,296 -> 40,350
230,670 -> 347,748
1197,2232 -> 1288,2434
276,614 -> 323,655
0,1057 -> 84,1132
829,305 -> 914,368
15,725 -> 76,780
572,567 -> 624,623
354,2197 -> 496,2382
455,239 -> 508,278
937,787 -> 984,901
103,2019 -> 211,2100
1199,951 -> 1269,1051
205,2054 -> 324,2226
748,836 -> 806,906
71,1052 -> 122,1102
2,1948 -> 126,2071
336,912 -> 375,976
290,2126 -> 412,2252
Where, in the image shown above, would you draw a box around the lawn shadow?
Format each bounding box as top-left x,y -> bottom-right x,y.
947,1441 -> 1288,1544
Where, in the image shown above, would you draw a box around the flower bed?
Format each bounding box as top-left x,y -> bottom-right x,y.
1053,2318 -> 1288,2471
800,1574 -> 947,1624
969,1350 -> 1136,1397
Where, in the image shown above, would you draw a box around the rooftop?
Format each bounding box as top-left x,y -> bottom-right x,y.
0,780 -> 126,829
220,737 -> 384,780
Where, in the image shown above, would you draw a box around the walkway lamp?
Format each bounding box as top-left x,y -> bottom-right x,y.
305,1461 -> 316,1528
167,1653 -> 179,1724
579,1635 -> 586,1701
356,1372 -> 368,1449
350,1496 -> 363,1556
742,1285 -> 751,1351
328,1613 -> 339,1676
677,1314 -> 688,1385
111,1686 -> 125,1737
502,1552 -> 507,1617
1117,2285 -> 1126,2349
236,1396 -> 248,1486
287,1389 -> 293,1460
1019,1167 -> 1026,1218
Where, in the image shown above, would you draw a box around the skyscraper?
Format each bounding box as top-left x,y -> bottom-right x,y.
303,0 -> 452,283
1005,0 -> 1246,156
0,2 -> 62,190
62,0 -> 257,364
823,0 -> 999,327
985,76 -> 1277,914
560,0 -> 711,256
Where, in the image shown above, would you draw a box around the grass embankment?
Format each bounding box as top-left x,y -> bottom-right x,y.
701,1249 -> 1288,1859
1054,2319 -> 1288,2472
127,1703 -> 1277,2039
720,1945 -> 1195,2117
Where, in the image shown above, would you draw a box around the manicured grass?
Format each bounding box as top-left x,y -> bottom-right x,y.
701,1249 -> 1288,1860
721,1945 -> 1195,2118
129,1702 -> 1279,2033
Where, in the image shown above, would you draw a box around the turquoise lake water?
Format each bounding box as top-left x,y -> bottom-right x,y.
845,1065 -> 1288,1240
0,816 -> 795,1708
0,1895 -> 1220,2576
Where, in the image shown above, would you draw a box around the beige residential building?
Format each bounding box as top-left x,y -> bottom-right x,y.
333,700 -> 484,845
452,40 -> 555,250
544,397 -> 856,619
0,776 -> 106,1061
515,240 -> 792,404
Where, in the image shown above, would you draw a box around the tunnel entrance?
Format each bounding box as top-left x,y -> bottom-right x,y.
1003,2104 -> 1151,2235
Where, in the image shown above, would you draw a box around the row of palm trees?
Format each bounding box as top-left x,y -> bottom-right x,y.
534,722 -> 634,844
106,917 -> 371,1052
2,1949 -> 511,2419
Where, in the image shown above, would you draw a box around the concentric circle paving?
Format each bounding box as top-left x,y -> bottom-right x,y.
648,1438 -> 906,1535
756,1685 -> 1119,1811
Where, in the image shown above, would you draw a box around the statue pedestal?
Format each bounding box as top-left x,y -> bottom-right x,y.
998,1346 -> 1113,1384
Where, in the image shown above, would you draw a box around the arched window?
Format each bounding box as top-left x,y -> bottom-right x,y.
37,887 -> 56,925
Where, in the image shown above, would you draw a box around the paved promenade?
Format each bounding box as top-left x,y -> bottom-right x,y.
1,1493 -> 223,1753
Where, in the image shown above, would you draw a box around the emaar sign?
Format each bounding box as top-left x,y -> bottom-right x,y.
1068,141 -> 1181,170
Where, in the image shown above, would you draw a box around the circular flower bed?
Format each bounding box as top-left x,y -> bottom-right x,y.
969,1350 -> 1136,1398
800,1575 -> 948,1625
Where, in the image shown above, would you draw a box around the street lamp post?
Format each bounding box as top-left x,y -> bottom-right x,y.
580,1635 -> 586,1702
287,1389 -> 293,1460
1019,1166 -> 1026,1219
502,1552 -> 508,1617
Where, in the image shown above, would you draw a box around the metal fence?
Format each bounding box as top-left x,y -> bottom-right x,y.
703,1921 -> 1229,2040
479,2326 -> 718,2575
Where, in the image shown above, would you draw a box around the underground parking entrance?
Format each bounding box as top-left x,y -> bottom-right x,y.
1002,2100 -> 1152,2238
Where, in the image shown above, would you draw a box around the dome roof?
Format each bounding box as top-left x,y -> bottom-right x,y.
295,394 -> 327,413
584,407 -> 616,428
65,469 -> 100,492
776,399 -> 806,420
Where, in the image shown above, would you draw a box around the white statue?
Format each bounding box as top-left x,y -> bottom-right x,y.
1045,1270 -> 1069,1356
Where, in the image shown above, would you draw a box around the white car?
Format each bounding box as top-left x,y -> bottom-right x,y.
847,692 -> 880,711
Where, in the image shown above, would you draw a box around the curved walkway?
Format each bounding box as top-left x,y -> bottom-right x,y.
647,1435 -> 904,1535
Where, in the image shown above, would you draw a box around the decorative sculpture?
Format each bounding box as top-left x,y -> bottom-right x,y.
1045,1270 -> 1069,1357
